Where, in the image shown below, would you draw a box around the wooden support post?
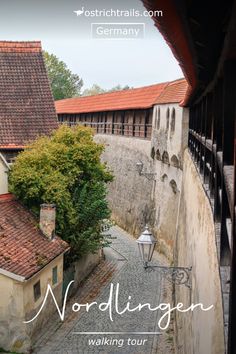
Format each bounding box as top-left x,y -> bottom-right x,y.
121,111 -> 125,136
104,112 -> 107,134
203,96 -> 207,182
214,80 -> 223,220
199,100 -> 205,173
133,110 -> 136,137
144,109 -> 149,139
112,111 -> 115,135
226,59 -> 236,354
223,61 -> 236,165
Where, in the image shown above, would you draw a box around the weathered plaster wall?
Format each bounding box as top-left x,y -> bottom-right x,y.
0,274 -> 26,352
151,104 -> 189,257
95,104 -> 188,259
95,134 -> 154,238
63,251 -> 102,296
0,254 -> 64,353
74,251 -> 101,290
24,254 -> 64,344
0,154 -> 9,194
152,161 -> 182,258
152,104 -> 189,167
174,150 -> 224,354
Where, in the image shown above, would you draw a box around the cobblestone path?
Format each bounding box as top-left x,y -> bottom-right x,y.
33,226 -> 170,354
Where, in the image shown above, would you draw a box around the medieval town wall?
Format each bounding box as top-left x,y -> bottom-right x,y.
94,103 -> 187,259
94,134 -> 154,240
95,107 -> 224,351
174,150 -> 224,354
151,104 -> 189,257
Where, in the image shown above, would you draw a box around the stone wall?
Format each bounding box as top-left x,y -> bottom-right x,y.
73,251 -> 101,291
174,150 -> 224,354
95,134 -> 154,239
152,104 -> 189,168
152,160 -> 182,258
95,104 -> 188,259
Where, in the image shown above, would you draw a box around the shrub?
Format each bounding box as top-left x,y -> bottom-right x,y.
9,125 -> 113,262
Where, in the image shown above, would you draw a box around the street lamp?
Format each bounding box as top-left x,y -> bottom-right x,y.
137,225 -> 192,288
137,225 -> 157,268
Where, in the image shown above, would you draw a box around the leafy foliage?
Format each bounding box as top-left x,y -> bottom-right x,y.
9,125 -> 113,261
82,83 -> 131,96
43,51 -> 83,100
82,84 -> 106,96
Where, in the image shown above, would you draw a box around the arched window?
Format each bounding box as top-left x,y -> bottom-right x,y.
161,174 -> 168,182
166,108 -> 170,131
157,107 -> 160,130
171,108 -> 175,133
156,149 -> 161,160
151,146 -> 155,159
171,155 -> 179,168
170,179 -> 178,194
162,151 -> 170,164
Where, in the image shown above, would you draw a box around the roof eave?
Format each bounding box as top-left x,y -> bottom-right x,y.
24,247 -> 70,281
0,267 -> 26,282
0,153 -> 10,170
0,247 -> 70,283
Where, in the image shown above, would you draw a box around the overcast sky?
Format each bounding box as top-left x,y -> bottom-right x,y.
0,0 -> 183,90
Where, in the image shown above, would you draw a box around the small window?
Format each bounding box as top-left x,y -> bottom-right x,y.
154,109 -> 157,129
157,108 -> 161,129
151,147 -> 155,159
171,108 -> 176,133
33,281 -> 41,302
166,108 -> 170,130
52,266 -> 58,285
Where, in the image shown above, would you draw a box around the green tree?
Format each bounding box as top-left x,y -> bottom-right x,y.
82,84 -> 106,96
43,51 -> 83,100
109,84 -> 131,92
82,84 -> 131,96
9,125 -> 113,261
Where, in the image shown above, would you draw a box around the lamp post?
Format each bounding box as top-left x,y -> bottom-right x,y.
137,225 -> 192,289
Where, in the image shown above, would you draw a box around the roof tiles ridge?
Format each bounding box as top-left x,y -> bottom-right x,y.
0,41 -> 42,53
57,80 -> 171,103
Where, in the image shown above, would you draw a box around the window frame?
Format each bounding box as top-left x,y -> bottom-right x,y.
33,280 -> 41,302
52,266 -> 58,285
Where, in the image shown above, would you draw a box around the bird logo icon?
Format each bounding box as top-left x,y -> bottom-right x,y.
74,7 -> 85,16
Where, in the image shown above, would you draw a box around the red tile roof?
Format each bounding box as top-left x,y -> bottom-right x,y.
0,41 -> 58,149
55,78 -> 187,114
155,79 -> 188,105
0,41 -> 42,53
0,194 -> 69,280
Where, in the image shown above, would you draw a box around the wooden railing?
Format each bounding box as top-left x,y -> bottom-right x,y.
59,121 -> 152,140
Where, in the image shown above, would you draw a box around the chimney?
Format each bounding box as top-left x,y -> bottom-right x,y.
39,204 -> 56,240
